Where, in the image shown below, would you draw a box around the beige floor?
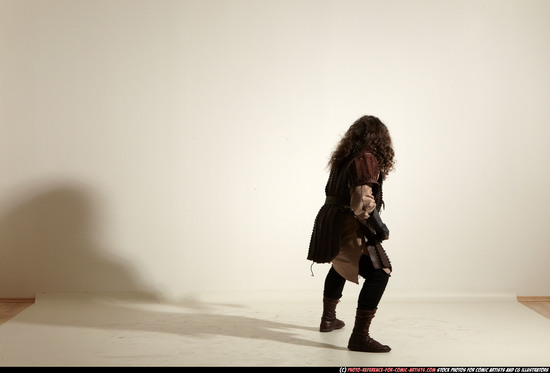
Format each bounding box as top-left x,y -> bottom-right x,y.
1,290 -> 550,367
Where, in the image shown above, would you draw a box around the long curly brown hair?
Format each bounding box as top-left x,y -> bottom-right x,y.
328,115 -> 395,180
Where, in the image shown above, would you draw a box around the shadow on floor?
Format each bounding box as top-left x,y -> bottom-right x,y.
15,292 -> 349,352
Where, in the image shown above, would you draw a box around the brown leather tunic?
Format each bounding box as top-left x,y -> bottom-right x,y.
308,152 -> 391,283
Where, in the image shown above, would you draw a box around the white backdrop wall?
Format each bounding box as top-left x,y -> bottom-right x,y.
1,0 -> 549,300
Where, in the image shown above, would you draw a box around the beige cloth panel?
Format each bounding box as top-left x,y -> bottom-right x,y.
332,183 -> 390,283
331,214 -> 365,284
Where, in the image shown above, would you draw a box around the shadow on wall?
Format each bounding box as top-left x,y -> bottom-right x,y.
0,182 -> 344,353
0,181 -> 148,298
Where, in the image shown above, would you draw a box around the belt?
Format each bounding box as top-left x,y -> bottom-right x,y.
324,196 -> 351,210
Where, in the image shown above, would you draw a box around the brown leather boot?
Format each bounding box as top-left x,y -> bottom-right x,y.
319,296 -> 345,332
347,308 -> 391,352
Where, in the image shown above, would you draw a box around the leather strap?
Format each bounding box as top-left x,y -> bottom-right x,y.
325,196 -> 351,210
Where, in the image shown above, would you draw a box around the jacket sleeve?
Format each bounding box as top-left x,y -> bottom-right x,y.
350,184 -> 376,222
348,152 -> 379,221
348,152 -> 380,188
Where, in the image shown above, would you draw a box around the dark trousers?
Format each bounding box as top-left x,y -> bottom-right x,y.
323,254 -> 390,310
